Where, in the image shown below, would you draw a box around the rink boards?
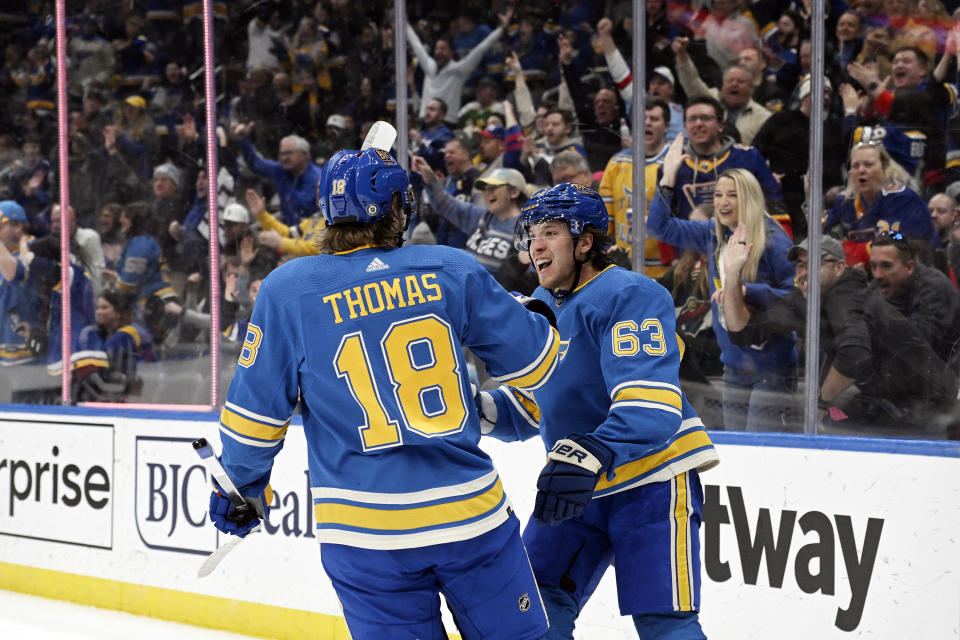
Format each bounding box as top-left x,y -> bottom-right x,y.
0,405 -> 957,639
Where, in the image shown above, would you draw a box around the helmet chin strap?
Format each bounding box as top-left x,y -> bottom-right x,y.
394,189 -> 414,248
542,240 -> 587,302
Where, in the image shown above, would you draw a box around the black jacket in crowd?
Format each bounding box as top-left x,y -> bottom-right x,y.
730,268 -> 958,412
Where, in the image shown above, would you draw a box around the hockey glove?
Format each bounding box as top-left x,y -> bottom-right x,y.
208,481 -> 272,538
533,434 -> 613,525
472,382 -> 498,435
511,293 -> 557,327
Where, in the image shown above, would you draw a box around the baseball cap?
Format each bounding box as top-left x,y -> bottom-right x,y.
798,75 -> 832,101
478,123 -> 506,140
326,114 -> 348,130
475,168 -> 526,191
124,95 -> 147,109
476,75 -> 500,90
0,200 -> 27,224
152,162 -> 182,189
221,203 -> 252,224
652,66 -> 675,86
787,235 -> 845,262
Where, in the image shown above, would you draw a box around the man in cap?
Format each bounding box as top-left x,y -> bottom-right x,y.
413,159 -> 537,292
723,231 -> 958,432
475,122 -> 506,175
0,201 -> 42,365
457,75 -> 505,131
649,66 -> 685,142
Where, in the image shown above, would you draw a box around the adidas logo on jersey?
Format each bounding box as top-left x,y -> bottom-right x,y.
365,257 -> 390,272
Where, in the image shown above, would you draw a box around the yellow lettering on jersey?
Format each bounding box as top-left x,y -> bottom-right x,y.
422,273 -> 442,301
325,274 -> 443,324
323,292 -> 345,324
383,277 -> 407,310
343,286 -> 368,319
612,321 -> 640,356
405,275 -> 426,304
238,323 -> 263,368
363,282 -> 386,313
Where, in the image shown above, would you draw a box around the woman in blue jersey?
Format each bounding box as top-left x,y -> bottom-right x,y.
649,134 -> 797,431
101,201 -> 180,346
75,290 -> 155,401
823,141 -> 936,267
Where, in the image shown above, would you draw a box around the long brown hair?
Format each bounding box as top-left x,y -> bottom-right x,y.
316,193 -> 406,254
672,250 -> 710,298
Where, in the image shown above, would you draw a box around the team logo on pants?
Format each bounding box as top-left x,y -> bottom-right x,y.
518,593 -> 531,612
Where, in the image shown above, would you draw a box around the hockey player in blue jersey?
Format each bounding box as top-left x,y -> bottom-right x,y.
479,183 -> 719,639
208,124 -> 559,640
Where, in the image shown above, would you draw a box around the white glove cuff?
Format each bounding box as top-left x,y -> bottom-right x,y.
547,439 -> 604,474
478,391 -> 497,434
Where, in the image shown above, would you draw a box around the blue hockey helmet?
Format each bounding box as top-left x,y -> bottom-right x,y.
317,148 -> 410,225
515,182 -> 608,251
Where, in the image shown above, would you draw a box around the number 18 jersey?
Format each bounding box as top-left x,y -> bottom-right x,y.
219,244 -> 559,550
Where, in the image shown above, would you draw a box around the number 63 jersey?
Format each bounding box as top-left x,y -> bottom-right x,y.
218,245 -> 560,550
489,265 -> 719,497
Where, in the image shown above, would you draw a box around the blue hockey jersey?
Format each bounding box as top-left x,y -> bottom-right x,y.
219,244 -> 560,549
823,183 -> 938,247
670,140 -> 783,220
45,263 -> 98,375
487,266 -> 719,497
116,234 -> 177,301
0,250 -> 41,366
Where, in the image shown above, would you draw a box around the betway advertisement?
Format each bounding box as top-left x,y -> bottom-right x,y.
0,410 -> 957,639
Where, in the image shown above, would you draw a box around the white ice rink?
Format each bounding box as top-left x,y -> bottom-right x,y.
0,589 -> 262,640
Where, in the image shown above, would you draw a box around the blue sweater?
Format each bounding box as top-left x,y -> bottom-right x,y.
647,188 -> 797,372
240,138 -> 323,227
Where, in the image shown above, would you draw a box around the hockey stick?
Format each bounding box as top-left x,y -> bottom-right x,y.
193,438 -> 262,578
360,120 -> 397,152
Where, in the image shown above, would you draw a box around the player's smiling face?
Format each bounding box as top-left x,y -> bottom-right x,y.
528,220 -> 585,290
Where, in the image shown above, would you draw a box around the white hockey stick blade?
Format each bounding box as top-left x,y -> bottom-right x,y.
361,121 -> 397,152
197,527 -> 261,578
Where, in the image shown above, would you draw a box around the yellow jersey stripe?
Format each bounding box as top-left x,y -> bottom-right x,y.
314,479 -> 504,531
220,407 -> 289,441
118,325 -> 142,348
73,356 -> 110,369
500,327 -> 560,389
510,388 -> 541,423
613,386 -> 682,410
0,347 -> 32,359
674,473 -> 692,610
594,430 -> 713,491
